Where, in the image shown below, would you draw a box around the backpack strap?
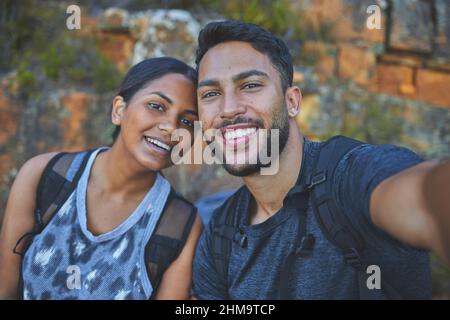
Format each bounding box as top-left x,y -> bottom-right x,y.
14,150 -> 93,256
309,136 -> 366,262
145,188 -> 197,299
14,149 -> 197,300
309,135 -> 402,299
15,149 -> 93,299
210,187 -> 248,298
278,191 -> 312,299
35,150 -> 93,232
208,136 -> 403,299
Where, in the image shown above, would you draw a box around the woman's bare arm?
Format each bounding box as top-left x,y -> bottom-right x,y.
0,153 -> 57,299
154,214 -> 203,300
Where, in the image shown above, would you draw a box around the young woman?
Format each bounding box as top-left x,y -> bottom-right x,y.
0,57 -> 203,300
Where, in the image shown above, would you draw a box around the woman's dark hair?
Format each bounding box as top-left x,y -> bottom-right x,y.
112,57 -> 197,142
195,20 -> 293,92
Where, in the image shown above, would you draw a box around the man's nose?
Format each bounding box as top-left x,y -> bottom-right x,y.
219,92 -> 246,120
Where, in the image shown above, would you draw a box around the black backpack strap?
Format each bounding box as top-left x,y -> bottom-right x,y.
210,187 -> 248,298
309,135 -> 402,299
309,136 -> 365,259
35,150 -> 93,232
14,150 -> 93,256
278,191 -> 313,299
15,149 -> 94,299
145,188 -> 197,299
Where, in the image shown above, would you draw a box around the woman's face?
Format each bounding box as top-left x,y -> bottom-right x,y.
112,73 -> 197,171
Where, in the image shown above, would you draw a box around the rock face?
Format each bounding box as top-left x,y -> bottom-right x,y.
1,3 -> 450,225
435,0 -> 450,60
297,0 -> 450,108
389,0 -> 435,53
338,45 -> 377,86
98,8 -> 201,67
130,10 -> 201,66
0,8 -> 209,224
288,0 -> 450,164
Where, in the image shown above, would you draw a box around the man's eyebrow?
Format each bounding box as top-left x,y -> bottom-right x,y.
197,79 -> 220,88
149,91 -> 173,104
197,70 -> 269,88
232,69 -> 269,82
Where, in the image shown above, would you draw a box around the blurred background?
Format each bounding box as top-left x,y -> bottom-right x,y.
0,0 -> 449,298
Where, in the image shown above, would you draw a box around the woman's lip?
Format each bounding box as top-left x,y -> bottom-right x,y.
143,138 -> 170,156
144,135 -> 173,148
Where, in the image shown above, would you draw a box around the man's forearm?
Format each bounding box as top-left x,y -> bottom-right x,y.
423,159 -> 450,265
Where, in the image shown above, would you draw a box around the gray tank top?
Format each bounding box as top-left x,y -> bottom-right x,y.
21,147 -> 171,299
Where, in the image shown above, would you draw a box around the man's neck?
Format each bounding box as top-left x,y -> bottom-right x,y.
244,121 -> 304,224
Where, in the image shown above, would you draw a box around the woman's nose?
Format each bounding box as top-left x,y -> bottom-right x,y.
158,118 -> 176,136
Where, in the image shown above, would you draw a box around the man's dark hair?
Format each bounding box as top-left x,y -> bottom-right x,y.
112,57 -> 197,142
195,20 -> 293,92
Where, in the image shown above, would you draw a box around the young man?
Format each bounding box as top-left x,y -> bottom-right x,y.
192,20 -> 450,299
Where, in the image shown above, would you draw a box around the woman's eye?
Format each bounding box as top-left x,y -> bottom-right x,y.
181,118 -> 194,128
147,102 -> 164,111
243,83 -> 261,89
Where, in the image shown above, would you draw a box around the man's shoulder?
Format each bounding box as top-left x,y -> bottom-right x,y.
312,135 -> 422,168
303,135 -> 365,160
335,139 -> 422,173
207,185 -> 250,228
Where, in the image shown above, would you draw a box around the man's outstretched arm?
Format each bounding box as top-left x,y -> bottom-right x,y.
423,159 -> 450,264
370,159 -> 450,266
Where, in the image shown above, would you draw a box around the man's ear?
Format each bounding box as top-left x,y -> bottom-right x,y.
111,96 -> 126,126
285,86 -> 302,118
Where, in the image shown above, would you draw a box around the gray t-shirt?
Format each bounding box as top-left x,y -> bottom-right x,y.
192,138 -> 431,299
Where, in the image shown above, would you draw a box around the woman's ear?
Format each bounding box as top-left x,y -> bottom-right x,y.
285,86 -> 302,118
111,96 -> 126,126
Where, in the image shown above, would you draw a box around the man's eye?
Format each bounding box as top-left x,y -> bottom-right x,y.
181,118 -> 194,127
243,83 -> 261,89
201,91 -> 219,99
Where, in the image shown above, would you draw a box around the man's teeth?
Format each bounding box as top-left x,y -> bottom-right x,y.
145,137 -> 171,151
224,127 -> 257,140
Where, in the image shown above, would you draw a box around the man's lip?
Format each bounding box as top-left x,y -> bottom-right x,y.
220,123 -> 259,134
219,124 -> 259,148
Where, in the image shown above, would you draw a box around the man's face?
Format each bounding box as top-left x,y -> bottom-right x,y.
197,41 -> 290,176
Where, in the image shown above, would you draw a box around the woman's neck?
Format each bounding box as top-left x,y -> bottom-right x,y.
90,142 -> 157,198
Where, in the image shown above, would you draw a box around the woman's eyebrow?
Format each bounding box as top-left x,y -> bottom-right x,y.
149,91 -> 173,104
184,109 -> 198,116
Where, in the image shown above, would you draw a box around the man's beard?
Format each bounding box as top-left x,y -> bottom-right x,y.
222,103 -> 290,177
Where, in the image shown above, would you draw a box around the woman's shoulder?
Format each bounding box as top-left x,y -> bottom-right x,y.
2,152 -> 62,247
16,152 -> 60,185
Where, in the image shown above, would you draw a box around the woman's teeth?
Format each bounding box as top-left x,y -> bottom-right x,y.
145,137 -> 171,151
224,127 -> 257,140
